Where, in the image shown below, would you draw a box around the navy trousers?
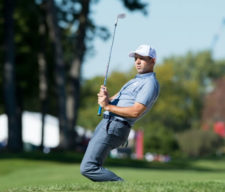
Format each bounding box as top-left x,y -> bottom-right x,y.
80,117 -> 131,182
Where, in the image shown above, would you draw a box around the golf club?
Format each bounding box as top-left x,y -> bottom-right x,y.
97,13 -> 126,116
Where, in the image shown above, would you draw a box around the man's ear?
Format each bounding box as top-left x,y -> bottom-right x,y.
152,58 -> 156,64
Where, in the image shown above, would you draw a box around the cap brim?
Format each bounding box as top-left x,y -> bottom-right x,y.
128,52 -> 135,57
129,50 -> 150,57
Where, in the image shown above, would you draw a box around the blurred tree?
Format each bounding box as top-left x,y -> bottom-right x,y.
38,1 -> 49,150
143,123 -> 179,154
140,51 -> 225,154
13,1 -> 41,111
0,2 -> 3,114
45,0 -> 69,149
177,128 -> 223,157
136,60 -> 199,132
3,0 -> 22,152
64,0 -> 91,149
153,51 -> 225,131
0,0 -> 54,151
202,77 -> 225,126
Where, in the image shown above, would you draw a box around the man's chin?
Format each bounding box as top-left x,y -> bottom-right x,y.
137,70 -> 144,74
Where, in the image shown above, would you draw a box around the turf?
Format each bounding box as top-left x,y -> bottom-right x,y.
0,156 -> 225,192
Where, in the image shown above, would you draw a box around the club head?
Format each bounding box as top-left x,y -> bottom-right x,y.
115,13 -> 126,25
117,13 -> 126,19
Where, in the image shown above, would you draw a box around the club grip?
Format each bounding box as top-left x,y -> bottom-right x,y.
97,105 -> 102,116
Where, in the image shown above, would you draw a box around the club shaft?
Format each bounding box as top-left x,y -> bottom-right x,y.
97,23 -> 118,116
104,23 -> 117,86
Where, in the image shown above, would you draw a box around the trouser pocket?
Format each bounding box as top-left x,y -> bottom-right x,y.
107,120 -> 130,140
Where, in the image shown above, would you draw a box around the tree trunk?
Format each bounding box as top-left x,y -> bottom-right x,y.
38,1 -> 49,151
66,0 -> 90,149
67,58 -> 81,149
46,0 -> 68,149
38,50 -> 48,150
38,52 -> 48,150
3,0 -> 22,152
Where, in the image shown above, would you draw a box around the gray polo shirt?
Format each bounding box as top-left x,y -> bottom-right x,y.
104,72 -> 160,126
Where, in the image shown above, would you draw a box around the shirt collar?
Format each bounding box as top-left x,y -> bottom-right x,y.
135,72 -> 155,79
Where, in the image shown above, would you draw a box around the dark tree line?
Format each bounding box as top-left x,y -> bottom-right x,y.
0,0 -> 148,152
3,0 -> 22,152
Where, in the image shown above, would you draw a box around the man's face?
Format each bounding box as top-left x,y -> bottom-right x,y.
134,54 -> 155,74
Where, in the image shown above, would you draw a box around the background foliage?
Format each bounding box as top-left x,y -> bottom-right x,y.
78,51 -> 225,156
0,0 -> 225,156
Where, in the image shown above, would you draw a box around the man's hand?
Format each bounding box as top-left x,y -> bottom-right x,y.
97,85 -> 109,108
97,85 -> 147,118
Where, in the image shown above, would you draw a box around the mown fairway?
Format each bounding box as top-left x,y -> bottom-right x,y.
0,156 -> 225,192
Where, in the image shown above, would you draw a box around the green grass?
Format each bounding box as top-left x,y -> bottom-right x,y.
0,155 -> 225,192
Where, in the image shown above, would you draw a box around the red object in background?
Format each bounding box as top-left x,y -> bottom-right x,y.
214,122 -> 225,138
136,130 -> 144,159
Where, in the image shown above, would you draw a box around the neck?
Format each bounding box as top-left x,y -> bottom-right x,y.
138,70 -> 153,74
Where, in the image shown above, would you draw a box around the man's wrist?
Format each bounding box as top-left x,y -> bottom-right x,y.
104,104 -> 110,111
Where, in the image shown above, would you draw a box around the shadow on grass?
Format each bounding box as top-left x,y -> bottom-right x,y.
0,151 -> 225,172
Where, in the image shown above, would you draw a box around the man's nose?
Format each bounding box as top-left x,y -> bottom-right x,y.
136,58 -> 141,64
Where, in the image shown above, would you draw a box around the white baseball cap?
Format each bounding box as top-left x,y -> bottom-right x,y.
129,44 -> 157,59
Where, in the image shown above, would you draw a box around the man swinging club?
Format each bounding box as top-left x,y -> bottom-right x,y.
80,44 -> 160,182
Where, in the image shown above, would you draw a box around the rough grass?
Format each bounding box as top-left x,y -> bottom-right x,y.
0,154 -> 225,192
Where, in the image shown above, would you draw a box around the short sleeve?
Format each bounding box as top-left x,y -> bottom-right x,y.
135,80 -> 158,106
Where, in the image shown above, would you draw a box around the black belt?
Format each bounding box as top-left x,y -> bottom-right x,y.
103,114 -> 131,127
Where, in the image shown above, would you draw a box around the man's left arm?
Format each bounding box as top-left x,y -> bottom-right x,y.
98,85 -> 146,118
103,102 -> 146,118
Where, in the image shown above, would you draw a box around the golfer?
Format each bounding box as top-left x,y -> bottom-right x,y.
80,44 -> 160,182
